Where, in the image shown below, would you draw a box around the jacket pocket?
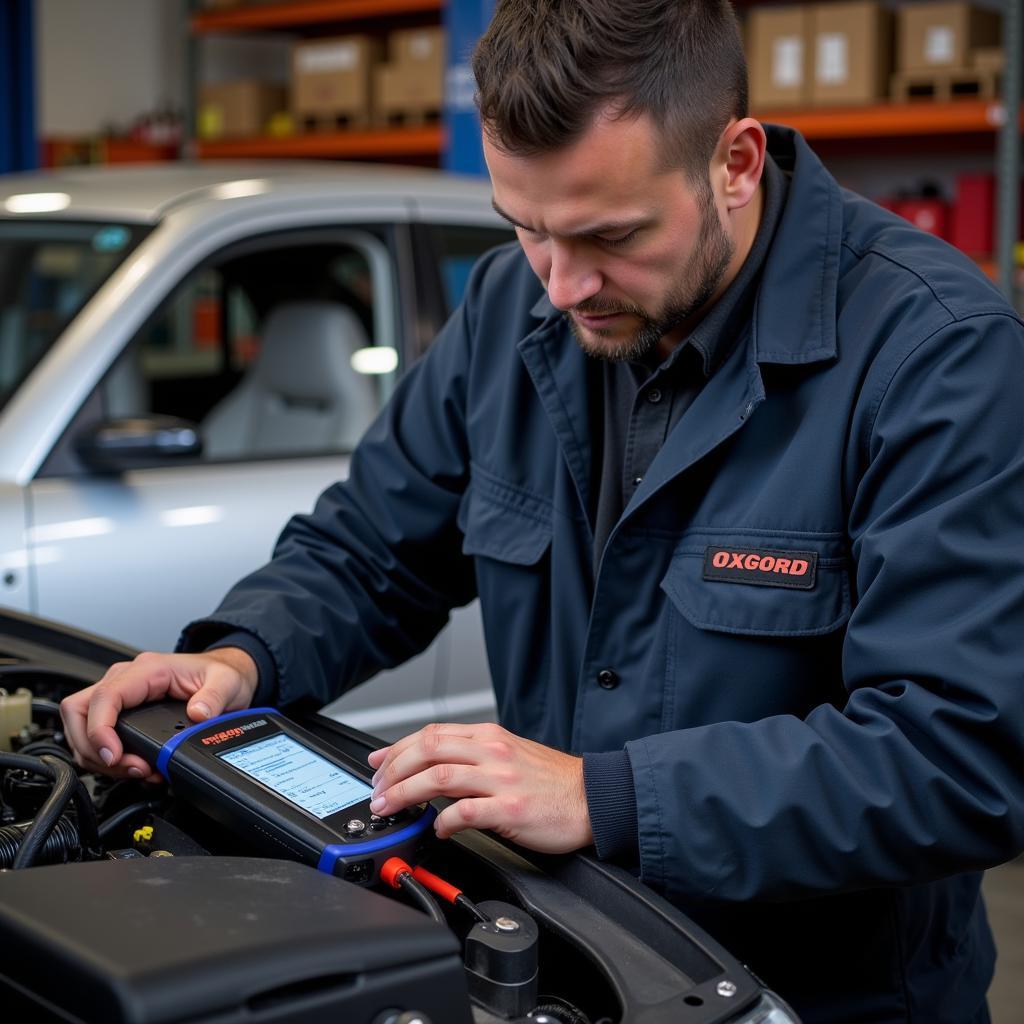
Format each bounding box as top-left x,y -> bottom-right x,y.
661,529 -> 851,637
458,464 -> 553,565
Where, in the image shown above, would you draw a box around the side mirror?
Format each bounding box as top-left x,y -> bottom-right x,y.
75,416 -> 203,473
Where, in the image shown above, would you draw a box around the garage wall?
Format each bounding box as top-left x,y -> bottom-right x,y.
35,0 -> 183,136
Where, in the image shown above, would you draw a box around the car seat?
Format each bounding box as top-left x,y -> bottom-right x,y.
201,300 -> 378,460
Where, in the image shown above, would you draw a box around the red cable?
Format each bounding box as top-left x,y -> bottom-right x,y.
412,865 -> 462,904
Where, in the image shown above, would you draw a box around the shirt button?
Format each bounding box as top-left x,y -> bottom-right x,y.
647,388 -> 662,404
632,476 -> 643,487
597,668 -> 619,690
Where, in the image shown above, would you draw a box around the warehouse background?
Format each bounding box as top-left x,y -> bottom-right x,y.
2,0 -> 1023,1019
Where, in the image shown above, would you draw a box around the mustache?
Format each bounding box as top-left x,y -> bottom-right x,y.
571,298 -> 648,319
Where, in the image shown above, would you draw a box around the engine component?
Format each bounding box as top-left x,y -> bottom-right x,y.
0,856 -> 473,1024
464,900 -> 540,1020
0,814 -> 79,868
0,687 -> 31,751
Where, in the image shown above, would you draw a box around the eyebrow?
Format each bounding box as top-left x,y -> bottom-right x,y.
491,198 -> 650,239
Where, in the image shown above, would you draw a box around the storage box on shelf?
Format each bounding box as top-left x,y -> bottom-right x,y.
809,0 -> 892,106
748,5 -> 811,108
292,35 -> 381,129
188,0 -> 447,162
891,1 -> 1003,101
198,80 -> 287,139
374,26 -> 446,125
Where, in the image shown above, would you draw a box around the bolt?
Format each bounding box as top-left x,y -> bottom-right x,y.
494,916 -> 520,933
716,980 -> 738,998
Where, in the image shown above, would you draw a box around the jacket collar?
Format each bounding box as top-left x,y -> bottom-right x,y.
752,125 -> 842,366
528,124 -> 843,368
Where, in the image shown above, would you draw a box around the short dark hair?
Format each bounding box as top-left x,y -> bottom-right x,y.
472,0 -> 748,181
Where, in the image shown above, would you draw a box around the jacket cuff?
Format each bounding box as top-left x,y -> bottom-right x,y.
201,630 -> 279,706
583,750 -> 639,865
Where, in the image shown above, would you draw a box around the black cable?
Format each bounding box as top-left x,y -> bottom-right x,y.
397,873 -> 447,925
98,800 -> 160,842
531,1002 -> 591,1024
31,698 -> 63,718
0,752 -> 99,866
5,754 -> 75,869
455,893 -> 491,923
16,740 -> 73,763
0,815 -> 79,868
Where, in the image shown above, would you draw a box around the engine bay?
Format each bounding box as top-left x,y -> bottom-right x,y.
0,609 -> 798,1024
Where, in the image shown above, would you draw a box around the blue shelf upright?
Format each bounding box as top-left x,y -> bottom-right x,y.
0,0 -> 36,174
443,0 -> 495,177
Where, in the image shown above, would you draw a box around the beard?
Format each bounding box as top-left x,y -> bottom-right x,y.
568,181 -> 735,364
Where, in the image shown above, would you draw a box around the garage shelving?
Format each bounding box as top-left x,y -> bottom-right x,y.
184,0 -> 446,165
745,0 -> 1022,304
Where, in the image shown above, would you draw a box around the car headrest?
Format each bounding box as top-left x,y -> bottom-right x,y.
253,301 -> 369,406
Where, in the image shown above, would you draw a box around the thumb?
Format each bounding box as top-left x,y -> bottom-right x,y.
184,649 -> 258,723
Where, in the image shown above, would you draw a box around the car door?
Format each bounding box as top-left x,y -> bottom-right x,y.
403,219 -> 517,726
26,223 -> 446,739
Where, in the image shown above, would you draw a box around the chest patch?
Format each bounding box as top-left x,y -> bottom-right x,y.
703,546 -> 817,590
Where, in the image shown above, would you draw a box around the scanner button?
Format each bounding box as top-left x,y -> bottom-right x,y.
368,815 -> 387,830
345,819 -> 367,836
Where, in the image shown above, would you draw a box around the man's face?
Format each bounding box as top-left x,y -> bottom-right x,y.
484,110 -> 736,362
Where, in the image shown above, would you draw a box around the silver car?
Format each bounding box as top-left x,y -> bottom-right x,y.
0,162 -> 513,737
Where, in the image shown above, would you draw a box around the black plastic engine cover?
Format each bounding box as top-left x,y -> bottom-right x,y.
0,856 -> 472,1024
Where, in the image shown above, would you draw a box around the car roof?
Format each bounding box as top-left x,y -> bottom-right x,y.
0,161 -> 495,224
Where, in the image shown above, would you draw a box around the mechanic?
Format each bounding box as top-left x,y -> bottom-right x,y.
62,2 -> 1024,1021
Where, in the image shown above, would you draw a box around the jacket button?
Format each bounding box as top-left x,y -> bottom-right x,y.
597,668 -> 619,690
647,388 -> 662,404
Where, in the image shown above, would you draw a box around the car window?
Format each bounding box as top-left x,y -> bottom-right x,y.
427,225 -> 515,313
99,231 -> 398,464
0,220 -> 146,412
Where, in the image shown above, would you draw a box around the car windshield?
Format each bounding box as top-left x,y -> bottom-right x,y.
0,220 -> 147,412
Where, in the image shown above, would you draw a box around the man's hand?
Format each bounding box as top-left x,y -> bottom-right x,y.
366,722 -> 594,854
60,648 -> 259,781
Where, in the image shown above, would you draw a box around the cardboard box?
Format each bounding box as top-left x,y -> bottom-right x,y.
292,36 -> 380,121
810,2 -> 893,105
198,80 -> 287,139
374,64 -> 443,120
747,6 -> 811,109
971,46 -> 1004,72
897,2 -> 1001,73
390,27 -> 446,77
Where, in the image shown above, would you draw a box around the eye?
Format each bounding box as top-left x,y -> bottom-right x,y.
599,229 -> 639,248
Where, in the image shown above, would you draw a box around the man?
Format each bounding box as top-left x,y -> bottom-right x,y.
62,2 -> 1024,1021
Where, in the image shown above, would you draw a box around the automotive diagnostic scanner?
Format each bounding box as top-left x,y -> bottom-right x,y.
115,701 -> 435,885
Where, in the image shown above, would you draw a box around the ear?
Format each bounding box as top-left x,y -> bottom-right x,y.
714,118 -> 766,213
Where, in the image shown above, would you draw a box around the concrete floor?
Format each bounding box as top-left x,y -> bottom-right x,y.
983,856 -> 1024,1023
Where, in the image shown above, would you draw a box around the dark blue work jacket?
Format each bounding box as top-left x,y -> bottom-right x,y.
186,127 -> 1024,1023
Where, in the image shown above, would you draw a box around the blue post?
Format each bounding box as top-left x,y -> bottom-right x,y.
0,0 -> 37,174
443,0 -> 495,177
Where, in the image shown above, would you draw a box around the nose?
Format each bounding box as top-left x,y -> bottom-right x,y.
545,241 -> 602,311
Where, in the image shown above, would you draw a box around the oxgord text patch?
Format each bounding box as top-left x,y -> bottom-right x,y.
703,547 -> 817,590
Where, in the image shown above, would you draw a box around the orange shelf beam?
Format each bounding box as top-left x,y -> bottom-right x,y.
753,100 -> 1019,140
195,124 -> 443,159
191,0 -> 442,33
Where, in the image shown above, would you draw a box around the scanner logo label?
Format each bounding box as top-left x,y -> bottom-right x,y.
703,547 -> 817,590
200,719 -> 268,746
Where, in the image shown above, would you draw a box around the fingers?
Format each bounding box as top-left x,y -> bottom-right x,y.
368,722 -> 496,784
61,649 -> 257,778
369,762 -> 488,817
371,734 -> 494,797
61,660 -> 159,777
434,797 -> 508,841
